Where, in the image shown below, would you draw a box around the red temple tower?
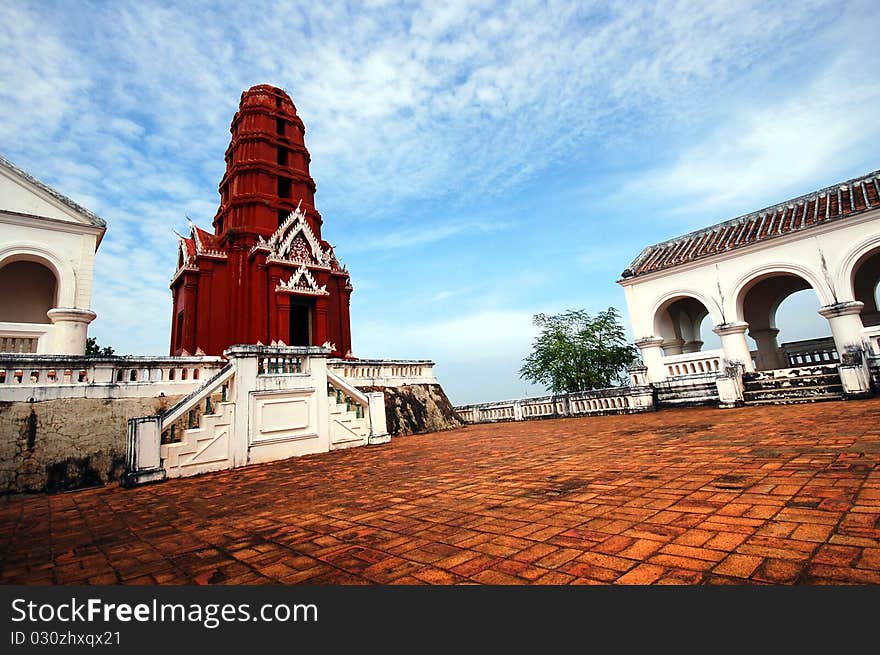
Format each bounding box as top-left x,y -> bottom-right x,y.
169,84 -> 353,357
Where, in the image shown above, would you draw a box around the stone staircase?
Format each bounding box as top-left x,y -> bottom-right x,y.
654,377 -> 720,409
741,365 -> 843,405
327,385 -> 371,449
159,380 -> 375,472
161,399 -> 235,477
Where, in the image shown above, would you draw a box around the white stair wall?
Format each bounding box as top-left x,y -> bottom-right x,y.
161,401 -> 235,478
328,394 -> 370,449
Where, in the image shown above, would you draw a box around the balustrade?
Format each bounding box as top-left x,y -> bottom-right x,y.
661,349 -> 724,378
456,385 -> 653,424
0,354 -> 225,401
0,336 -> 38,353
258,353 -> 304,375
327,359 -> 436,387
780,337 -> 839,366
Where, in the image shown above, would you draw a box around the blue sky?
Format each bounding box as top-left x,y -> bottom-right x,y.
2,0 -> 879,404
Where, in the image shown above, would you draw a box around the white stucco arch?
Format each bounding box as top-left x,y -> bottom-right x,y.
621,169 -> 880,381
730,262 -> 834,321
650,289 -> 723,331
0,241 -> 77,307
837,233 -> 880,302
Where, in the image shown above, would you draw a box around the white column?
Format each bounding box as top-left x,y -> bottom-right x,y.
226,347 -> 257,468
749,328 -> 783,370
635,337 -> 667,382
310,354 -> 331,453
818,301 -> 865,355
47,308 -> 96,355
713,322 -> 755,372
662,338 -> 685,355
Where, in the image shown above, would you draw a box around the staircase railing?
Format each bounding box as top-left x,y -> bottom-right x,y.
327,368 -> 370,421
325,368 -> 392,442
123,361 -> 236,487
160,361 -> 235,428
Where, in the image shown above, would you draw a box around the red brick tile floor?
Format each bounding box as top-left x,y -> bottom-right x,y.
2,399 -> 880,585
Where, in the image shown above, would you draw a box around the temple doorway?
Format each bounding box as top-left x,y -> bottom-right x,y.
289,300 -> 313,347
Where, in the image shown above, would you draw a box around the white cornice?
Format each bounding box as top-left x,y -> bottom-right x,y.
1,210 -> 104,238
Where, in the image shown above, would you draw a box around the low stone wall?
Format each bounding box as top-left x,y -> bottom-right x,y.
361,384 -> 464,436
0,395 -> 181,494
455,385 -> 656,424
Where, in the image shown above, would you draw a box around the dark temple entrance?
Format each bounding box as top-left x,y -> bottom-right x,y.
289,299 -> 313,347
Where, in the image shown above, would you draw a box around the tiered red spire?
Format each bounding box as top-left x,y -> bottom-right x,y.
169,85 -> 354,358
213,84 -> 324,242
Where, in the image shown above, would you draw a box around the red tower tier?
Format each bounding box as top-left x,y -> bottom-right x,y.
169,84 -> 354,358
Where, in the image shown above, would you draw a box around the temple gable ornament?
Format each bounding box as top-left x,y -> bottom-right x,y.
253,201 -> 335,268
277,264 -> 329,296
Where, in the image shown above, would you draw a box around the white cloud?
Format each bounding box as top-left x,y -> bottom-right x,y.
628,88 -> 880,220
354,309 -> 548,403
356,309 -> 539,361
345,219 -> 512,252
429,290 -> 456,302
619,9 -> 880,227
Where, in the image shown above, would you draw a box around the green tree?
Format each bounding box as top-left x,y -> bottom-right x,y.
519,307 -> 637,393
85,336 -> 115,357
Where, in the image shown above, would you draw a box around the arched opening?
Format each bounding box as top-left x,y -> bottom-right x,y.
653,296 -> 716,355
0,260 -> 57,323
740,273 -> 831,370
851,247 -> 880,327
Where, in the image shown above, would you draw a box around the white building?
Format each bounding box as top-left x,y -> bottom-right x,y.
0,155 -> 106,355
620,169 -> 880,383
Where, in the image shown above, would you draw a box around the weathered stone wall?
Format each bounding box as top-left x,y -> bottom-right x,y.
1,381 -> 462,494
362,384 -> 464,436
0,396 -> 180,494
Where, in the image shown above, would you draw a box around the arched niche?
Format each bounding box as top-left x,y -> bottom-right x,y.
652,294 -> 715,356
0,258 -> 58,323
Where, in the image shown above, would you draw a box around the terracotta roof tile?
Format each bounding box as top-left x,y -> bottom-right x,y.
621,168 -> 880,279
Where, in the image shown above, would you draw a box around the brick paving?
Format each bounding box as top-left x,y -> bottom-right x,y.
2,399 -> 880,585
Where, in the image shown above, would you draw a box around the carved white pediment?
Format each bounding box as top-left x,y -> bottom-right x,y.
276,264 -> 329,296
264,201 -> 333,266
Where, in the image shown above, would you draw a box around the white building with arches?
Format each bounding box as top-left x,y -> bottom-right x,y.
0,155 -> 106,355
620,168 -> 880,385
